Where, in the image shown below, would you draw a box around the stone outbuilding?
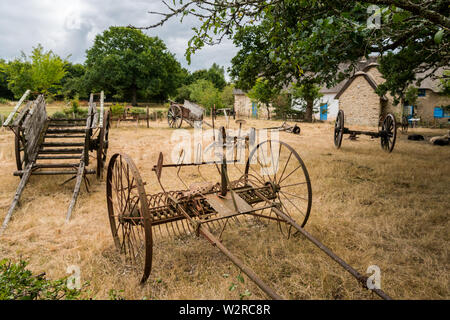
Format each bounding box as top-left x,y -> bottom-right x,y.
335,63 -> 450,126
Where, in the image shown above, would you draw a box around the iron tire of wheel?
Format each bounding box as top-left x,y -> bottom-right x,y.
380,113 -> 397,153
244,140 -> 312,228
106,153 -> 153,284
334,110 -> 344,148
97,110 -> 111,179
168,105 -> 183,128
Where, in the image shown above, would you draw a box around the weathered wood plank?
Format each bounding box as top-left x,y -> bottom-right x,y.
99,91 -> 104,128
3,90 -> 31,127
66,160 -> 85,221
0,163 -> 33,235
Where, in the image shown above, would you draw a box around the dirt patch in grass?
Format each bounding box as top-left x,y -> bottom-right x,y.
0,119 -> 448,300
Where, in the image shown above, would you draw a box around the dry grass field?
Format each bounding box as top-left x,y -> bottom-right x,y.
0,117 -> 449,300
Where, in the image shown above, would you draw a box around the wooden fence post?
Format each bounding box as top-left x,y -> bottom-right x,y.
146,107 -> 150,128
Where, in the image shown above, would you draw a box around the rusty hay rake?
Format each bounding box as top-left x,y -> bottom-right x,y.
106,126 -> 391,300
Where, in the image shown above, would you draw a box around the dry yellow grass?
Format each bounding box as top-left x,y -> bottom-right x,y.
0,118 -> 449,300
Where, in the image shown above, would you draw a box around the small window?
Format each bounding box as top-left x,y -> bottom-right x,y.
434,107 -> 450,118
418,89 -> 426,97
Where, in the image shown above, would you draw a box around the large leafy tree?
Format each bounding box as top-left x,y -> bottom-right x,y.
3,45 -> 67,98
185,63 -> 227,90
0,59 -> 14,99
247,78 -> 279,119
85,26 -> 183,105
141,0 -> 449,119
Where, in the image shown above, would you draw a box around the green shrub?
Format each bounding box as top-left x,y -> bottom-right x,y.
0,259 -> 85,300
110,103 -> 125,116
130,108 -> 146,115
51,111 -> 67,119
0,98 -> 10,104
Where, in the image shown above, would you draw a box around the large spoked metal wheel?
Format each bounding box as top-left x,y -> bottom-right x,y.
14,128 -> 27,171
168,105 -> 183,128
106,153 -> 153,283
97,110 -> 111,179
334,110 -> 344,149
244,140 -> 312,230
380,113 -> 397,153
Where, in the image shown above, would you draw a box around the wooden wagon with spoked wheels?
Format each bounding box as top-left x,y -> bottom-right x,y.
168,100 -> 214,128
334,110 -> 398,152
1,90 -> 111,234
106,126 -> 392,300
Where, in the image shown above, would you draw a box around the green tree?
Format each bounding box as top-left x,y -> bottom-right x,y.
85,26 -> 183,106
0,59 -> 14,99
247,78 -> 279,120
61,63 -> 87,100
221,84 -> 235,109
143,0 -> 448,114
272,90 -> 305,120
186,63 -> 227,90
188,79 -> 223,111
3,45 -> 67,98
291,82 -> 323,121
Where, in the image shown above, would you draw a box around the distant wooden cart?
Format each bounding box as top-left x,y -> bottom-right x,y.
168,100 -> 213,128
1,91 -> 111,234
334,110 -> 397,152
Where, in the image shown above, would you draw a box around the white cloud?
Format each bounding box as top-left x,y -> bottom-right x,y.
0,0 -> 238,79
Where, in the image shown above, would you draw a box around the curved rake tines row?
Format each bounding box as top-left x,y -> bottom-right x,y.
244,140 -> 312,234
380,113 -> 397,153
106,139 -> 313,284
106,153 -> 153,283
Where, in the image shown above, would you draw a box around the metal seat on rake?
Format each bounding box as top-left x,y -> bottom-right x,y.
106,127 -> 392,300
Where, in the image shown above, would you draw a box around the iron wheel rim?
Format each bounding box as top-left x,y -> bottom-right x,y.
106,153 -> 153,283
244,140 -> 312,228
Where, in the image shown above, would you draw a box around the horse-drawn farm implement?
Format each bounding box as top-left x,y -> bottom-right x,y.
1,91 -> 111,234
334,110 -> 398,152
106,126 -> 392,300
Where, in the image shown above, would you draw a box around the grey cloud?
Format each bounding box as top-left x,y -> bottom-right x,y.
0,0 -> 238,79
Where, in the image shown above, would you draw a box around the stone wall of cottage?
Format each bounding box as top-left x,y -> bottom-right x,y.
234,94 -> 275,119
339,76 -> 381,126
234,94 -> 252,117
415,90 -> 450,124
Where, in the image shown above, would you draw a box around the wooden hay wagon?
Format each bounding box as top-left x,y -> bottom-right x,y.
1,91 -> 111,234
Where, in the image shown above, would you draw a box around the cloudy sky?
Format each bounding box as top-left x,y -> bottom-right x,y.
0,0 -> 238,78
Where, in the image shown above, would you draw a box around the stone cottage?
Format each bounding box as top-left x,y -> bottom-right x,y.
335,63 -> 450,126
233,88 -> 274,119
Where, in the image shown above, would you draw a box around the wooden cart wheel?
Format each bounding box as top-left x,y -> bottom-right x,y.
244,140 -> 312,228
334,110 -> 344,148
168,105 -> 183,128
401,115 -> 408,134
106,153 -> 153,283
14,128 -> 27,171
380,113 -> 397,153
97,110 -> 111,179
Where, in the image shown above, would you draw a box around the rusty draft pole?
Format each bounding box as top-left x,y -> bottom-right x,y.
170,196 -> 283,300
252,189 -> 392,300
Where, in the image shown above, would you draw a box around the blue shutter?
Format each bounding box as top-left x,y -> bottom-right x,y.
434,107 -> 443,118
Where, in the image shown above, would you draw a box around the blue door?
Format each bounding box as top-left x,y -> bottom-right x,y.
252,102 -> 258,118
320,104 -> 328,121
404,105 -> 414,119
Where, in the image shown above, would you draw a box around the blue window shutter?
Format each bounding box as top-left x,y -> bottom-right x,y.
434,107 -> 443,118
